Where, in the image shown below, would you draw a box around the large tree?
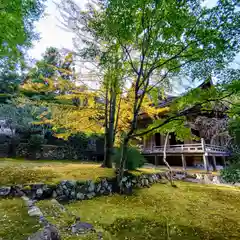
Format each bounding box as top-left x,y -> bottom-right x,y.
72,0 -> 240,185
0,0 -> 46,99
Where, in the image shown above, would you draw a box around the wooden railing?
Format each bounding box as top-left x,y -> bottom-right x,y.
140,143 -> 229,155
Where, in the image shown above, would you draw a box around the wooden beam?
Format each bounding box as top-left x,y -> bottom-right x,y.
201,138 -> 209,172
212,156 -> 217,171
222,156 -> 226,168
203,154 -> 209,172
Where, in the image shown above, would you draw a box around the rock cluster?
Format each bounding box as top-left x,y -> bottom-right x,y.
0,173 -> 166,201
119,173 -> 163,194
19,194 -> 61,240
172,171 -> 226,185
2,171 -> 234,201
54,179 -> 113,202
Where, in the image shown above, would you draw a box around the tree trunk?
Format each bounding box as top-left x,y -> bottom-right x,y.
162,132 -> 174,186
107,87 -> 117,168
102,82 -> 112,168
118,136 -> 129,192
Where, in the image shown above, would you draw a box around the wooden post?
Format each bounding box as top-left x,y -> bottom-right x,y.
222,156 -> 226,168
201,138 -> 209,172
181,154 -> 187,171
212,156 -> 217,171
181,145 -> 186,171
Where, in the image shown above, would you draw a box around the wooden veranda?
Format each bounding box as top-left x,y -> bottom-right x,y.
140,138 -> 230,171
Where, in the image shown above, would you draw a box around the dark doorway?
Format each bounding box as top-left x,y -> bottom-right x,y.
169,133 -> 183,145
155,133 -> 161,146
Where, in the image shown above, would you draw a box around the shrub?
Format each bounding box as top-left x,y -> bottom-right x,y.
113,146 -> 145,170
26,134 -> 45,159
27,134 -> 45,151
220,163 -> 240,183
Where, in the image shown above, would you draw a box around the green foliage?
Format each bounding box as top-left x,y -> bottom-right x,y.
0,100 -> 45,133
220,163 -> 240,183
28,47 -> 75,82
27,134 -> 45,151
0,0 -> 46,65
114,146 -> 145,170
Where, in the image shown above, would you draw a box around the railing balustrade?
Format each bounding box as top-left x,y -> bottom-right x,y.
140,143 -> 229,155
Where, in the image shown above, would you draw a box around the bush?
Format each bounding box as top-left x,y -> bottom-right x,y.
27,134 -> 45,150
113,146 -> 145,170
220,163 -> 240,183
26,134 -> 45,159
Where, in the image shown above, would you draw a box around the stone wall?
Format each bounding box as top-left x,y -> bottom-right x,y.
0,173 -> 165,200
16,143 -> 103,161
1,171 -> 238,200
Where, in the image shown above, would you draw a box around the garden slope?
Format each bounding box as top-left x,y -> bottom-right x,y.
1,182 -> 240,240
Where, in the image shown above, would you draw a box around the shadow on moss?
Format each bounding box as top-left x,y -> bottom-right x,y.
103,217 -> 227,240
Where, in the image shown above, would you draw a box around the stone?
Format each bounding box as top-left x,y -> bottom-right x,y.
174,174 -> 185,180
122,177 -> 128,182
27,224 -> 60,240
55,188 -> 63,196
204,175 -> 212,184
101,179 -> 109,188
88,181 -> 95,192
63,189 -> 69,196
96,184 -> 101,193
52,191 -> 57,198
143,178 -> 149,187
66,180 -> 76,188
70,190 -> 76,199
212,176 -> 222,184
86,192 -> 95,199
76,193 -> 85,200
26,199 -> 37,208
0,186 -> 11,197
196,173 -> 204,180
28,206 -> 43,217
71,218 -> 94,234
51,199 -> 66,212
22,195 -> 30,201
148,176 -> 154,183
107,185 -> 112,193
125,181 -> 132,189
131,179 -> 137,184
36,188 -> 43,197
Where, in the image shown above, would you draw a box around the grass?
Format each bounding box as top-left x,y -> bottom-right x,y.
2,182 -> 239,240
40,182 -> 240,239
0,157 -> 220,185
0,198 -> 41,240
0,158 -> 115,185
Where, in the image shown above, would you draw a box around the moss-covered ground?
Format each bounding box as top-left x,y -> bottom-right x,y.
0,158 -> 115,185
0,158 -> 219,186
1,182 -> 240,240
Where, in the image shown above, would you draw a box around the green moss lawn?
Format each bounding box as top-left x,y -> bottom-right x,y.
1,182 -> 240,240
0,158 -> 115,185
0,158 -> 219,186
